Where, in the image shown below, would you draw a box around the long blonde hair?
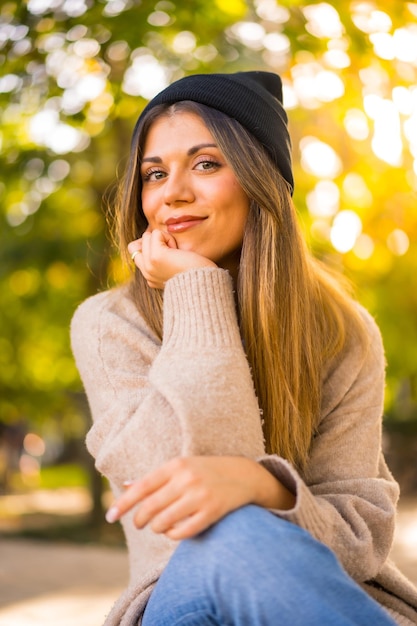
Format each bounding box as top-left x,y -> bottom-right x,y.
116,101 -> 366,469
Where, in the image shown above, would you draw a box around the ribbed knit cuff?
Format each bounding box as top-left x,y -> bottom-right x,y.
162,268 -> 242,349
257,454 -> 329,540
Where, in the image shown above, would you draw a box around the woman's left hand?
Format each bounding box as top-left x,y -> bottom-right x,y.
105,456 -> 295,540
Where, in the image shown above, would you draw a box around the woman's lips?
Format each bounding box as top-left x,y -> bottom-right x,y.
165,216 -> 207,233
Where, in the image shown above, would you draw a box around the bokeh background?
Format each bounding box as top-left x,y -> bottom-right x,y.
1,0 -> 417,544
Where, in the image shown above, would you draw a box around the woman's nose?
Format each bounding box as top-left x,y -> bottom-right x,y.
163,171 -> 195,205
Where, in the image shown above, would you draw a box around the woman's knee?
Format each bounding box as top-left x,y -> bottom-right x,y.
173,504 -> 325,580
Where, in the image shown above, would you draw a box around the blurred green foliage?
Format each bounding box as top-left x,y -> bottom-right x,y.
1,0 -> 417,448
38,463 -> 89,489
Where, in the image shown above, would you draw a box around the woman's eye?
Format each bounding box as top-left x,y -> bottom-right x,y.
143,169 -> 166,182
195,159 -> 220,171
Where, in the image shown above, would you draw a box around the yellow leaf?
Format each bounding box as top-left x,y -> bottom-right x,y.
215,0 -> 247,18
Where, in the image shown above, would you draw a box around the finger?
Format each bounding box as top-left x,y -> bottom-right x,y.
151,229 -> 177,250
165,233 -> 178,249
148,229 -> 178,257
164,509 -> 218,540
140,230 -> 169,288
147,478 -> 224,535
131,249 -> 141,264
127,238 -> 142,256
140,230 -> 152,264
148,229 -> 166,257
127,239 -> 143,266
133,483 -> 183,530
106,465 -> 171,523
127,239 -> 139,255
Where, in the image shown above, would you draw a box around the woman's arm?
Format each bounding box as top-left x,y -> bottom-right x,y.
71,268 -> 266,490
106,455 -> 295,540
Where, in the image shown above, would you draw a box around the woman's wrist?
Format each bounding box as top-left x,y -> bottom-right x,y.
247,458 -> 296,511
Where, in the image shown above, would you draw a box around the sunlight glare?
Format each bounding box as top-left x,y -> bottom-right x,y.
29,109 -> 88,154
255,0 -> 290,23
263,33 -> 290,54
292,62 -> 321,109
27,0 -> 61,15
73,38 -> 101,58
330,210 -> 362,253
393,27 -> 417,64
323,49 -> 351,69
370,33 -> 395,60
300,137 -> 342,178
368,99 -> 403,166
392,86 -> 413,115
194,44 -> 218,63
354,234 -> 374,259
306,180 -> 340,217
0,74 -> 22,92
344,109 -> 369,140
122,54 -> 168,98
106,41 -> 130,62
147,11 -> 171,27
364,95 -> 403,164
48,124 -> 87,154
351,4 -> 392,34
172,32 -> 197,54
343,173 -> 373,208
62,0 -> 88,17
48,51 -> 83,87
404,113 -> 417,148
103,0 -> 129,16
303,3 -> 344,39
48,160 -> 71,181
229,22 -> 265,49
387,229 -> 410,256
75,74 -> 106,101
66,25 -> 88,42
315,70 -> 345,101
282,81 -> 298,109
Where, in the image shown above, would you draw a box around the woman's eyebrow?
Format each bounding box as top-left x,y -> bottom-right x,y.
141,143 -> 218,164
187,143 -> 217,155
141,155 -> 162,163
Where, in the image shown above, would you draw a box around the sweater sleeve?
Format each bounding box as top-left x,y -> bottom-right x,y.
258,307 -> 399,582
70,268 -> 265,488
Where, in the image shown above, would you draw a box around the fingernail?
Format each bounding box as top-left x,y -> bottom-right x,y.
122,480 -> 134,488
105,506 -> 119,524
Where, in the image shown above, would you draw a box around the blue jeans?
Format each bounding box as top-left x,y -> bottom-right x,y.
142,505 -> 397,625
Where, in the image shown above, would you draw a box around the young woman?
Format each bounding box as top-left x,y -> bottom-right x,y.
71,71 -> 417,625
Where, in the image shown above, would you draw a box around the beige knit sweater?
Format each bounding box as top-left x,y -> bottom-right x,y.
71,267 -> 417,626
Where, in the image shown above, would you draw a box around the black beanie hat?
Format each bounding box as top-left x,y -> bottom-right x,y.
135,71 -> 294,194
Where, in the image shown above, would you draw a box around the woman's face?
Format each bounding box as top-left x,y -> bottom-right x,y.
140,111 -> 250,272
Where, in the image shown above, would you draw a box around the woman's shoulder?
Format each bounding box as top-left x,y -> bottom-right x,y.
333,300 -> 384,366
71,282 -> 158,357
321,302 -> 385,416
353,302 -> 385,361
71,283 -> 135,332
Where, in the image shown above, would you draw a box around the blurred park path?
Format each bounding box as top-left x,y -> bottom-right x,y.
390,496 -> 417,586
0,538 -> 127,626
0,493 -> 416,626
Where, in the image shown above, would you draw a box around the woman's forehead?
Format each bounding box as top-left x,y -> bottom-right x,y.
143,111 -> 214,149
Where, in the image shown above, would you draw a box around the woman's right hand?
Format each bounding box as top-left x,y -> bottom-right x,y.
128,229 -> 216,289
106,456 -> 296,540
